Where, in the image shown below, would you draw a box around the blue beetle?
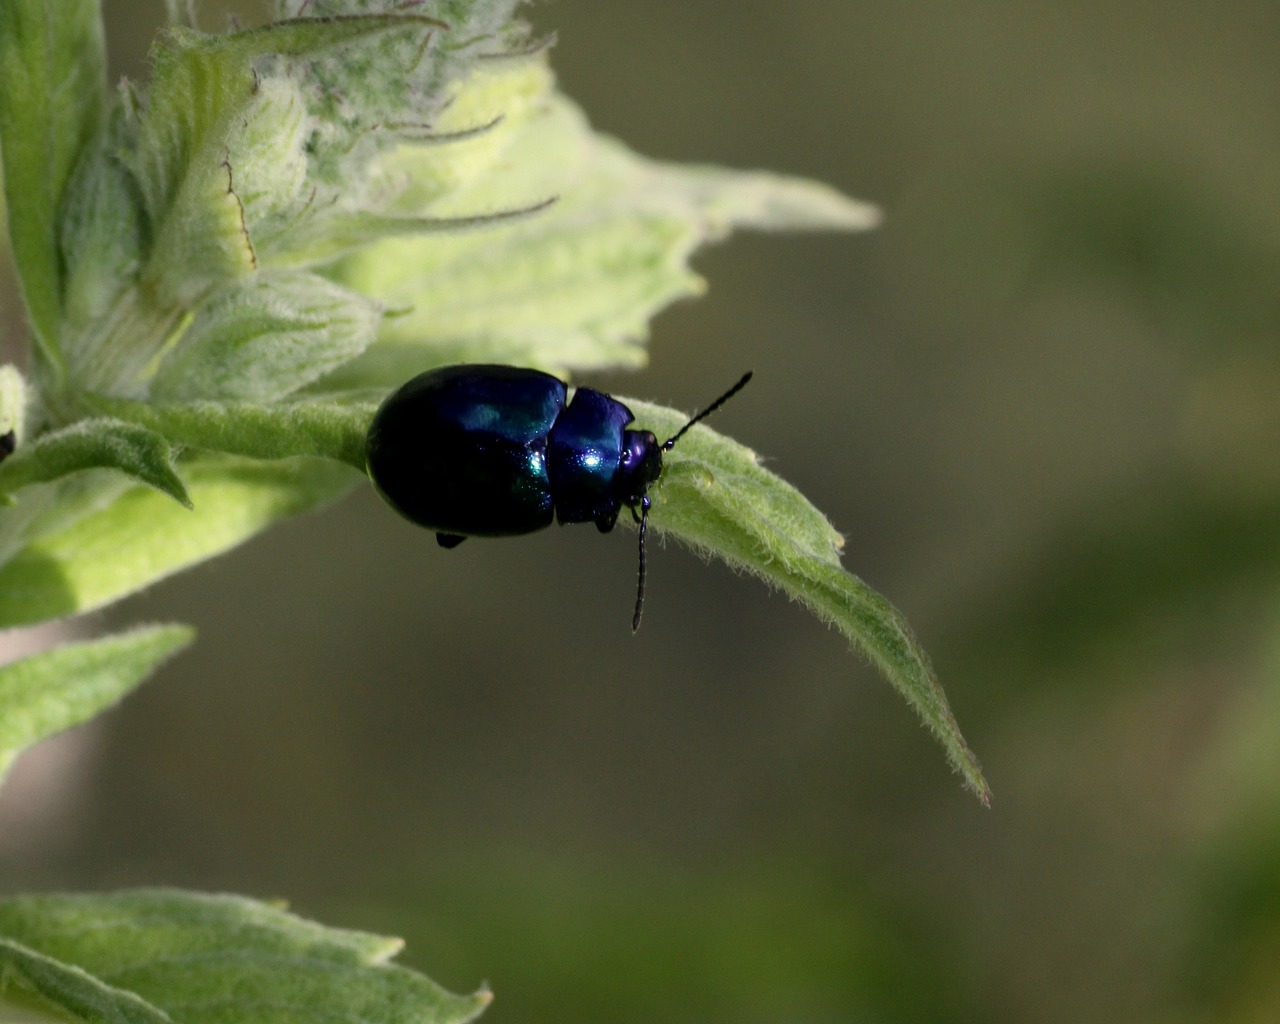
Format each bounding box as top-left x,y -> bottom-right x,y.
365,364 -> 751,629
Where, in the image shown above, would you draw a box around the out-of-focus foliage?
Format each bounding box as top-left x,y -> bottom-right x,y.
0,890 -> 491,1024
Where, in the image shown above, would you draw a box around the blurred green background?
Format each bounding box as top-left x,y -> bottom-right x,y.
4,2 -> 1280,1022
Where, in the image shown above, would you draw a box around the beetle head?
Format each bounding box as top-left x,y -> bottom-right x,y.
617,429 -> 664,504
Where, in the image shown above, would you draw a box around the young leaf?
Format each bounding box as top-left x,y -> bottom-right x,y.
0,0 -> 107,382
58,114 -> 146,360
149,272 -> 382,402
281,0 -> 526,193
0,625 -> 194,783
627,398 -> 990,803
331,72 -> 880,383
131,15 -> 448,312
215,76 -> 310,252
0,890 -> 491,1024
360,56 -> 552,215
0,457 -> 355,629
0,419 -> 190,507
0,938 -> 172,1024
263,198 -> 558,270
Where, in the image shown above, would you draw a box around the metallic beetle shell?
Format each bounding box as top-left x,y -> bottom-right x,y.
365,364 -> 653,539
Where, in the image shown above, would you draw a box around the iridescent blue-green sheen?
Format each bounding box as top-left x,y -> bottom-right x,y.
548,386 -> 634,525
365,365 -> 566,537
365,364 -> 662,542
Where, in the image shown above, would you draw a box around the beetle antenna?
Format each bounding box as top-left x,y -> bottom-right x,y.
632,496 -> 651,632
662,371 -> 753,450
634,371 -> 751,631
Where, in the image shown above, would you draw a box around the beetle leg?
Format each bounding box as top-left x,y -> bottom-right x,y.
436,533 -> 467,549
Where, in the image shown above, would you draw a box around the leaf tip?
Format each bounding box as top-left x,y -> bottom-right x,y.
136,622 -> 199,656
956,752 -> 991,806
152,462 -> 194,508
368,935 -> 405,963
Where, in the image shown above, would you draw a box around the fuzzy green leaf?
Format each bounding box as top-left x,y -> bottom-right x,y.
629,398 -> 989,803
0,474 -> 132,573
0,0 -> 106,382
264,198 -> 558,270
58,114 -> 145,359
88,395 -> 377,471
132,16 -> 448,311
278,0 -> 525,191
214,76 -> 310,253
0,420 -> 190,507
356,56 -> 553,216
0,938 -> 171,1024
0,625 -> 194,783
0,890 -> 491,1024
331,64 -> 879,384
149,272 -> 383,402
0,457 -> 355,629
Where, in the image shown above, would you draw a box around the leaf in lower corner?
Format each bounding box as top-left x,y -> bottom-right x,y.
0,939 -> 171,1024
0,890 -> 491,1024
0,625 -> 194,785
